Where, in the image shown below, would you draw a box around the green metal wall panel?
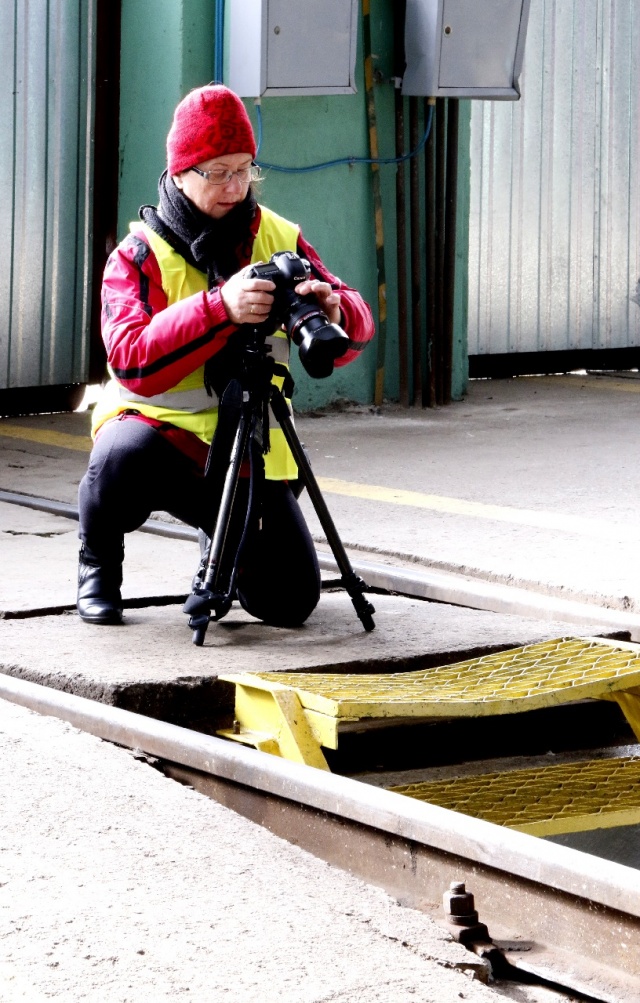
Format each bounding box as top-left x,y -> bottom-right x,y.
0,0 -> 95,391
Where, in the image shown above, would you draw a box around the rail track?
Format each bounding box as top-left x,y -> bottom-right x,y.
1,671 -> 638,1002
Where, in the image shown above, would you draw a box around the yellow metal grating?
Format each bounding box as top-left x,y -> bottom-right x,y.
389,757 -> 640,836
240,637 -> 640,720
219,637 -> 640,768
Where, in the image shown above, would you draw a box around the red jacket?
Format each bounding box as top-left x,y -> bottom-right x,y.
100,208 -> 375,467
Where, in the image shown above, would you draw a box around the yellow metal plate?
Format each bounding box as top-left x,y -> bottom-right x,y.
389,757 -> 640,836
225,637 -> 640,721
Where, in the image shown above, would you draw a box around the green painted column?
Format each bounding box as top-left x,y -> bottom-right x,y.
118,0 -> 215,237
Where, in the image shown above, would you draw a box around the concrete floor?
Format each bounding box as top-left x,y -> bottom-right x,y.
296,373 -> 640,612
3,370 -> 639,612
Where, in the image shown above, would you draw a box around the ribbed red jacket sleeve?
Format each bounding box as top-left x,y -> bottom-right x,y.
296,232 -> 376,367
101,229 -> 238,397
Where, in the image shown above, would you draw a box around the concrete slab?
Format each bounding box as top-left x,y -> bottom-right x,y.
0,590 -> 622,724
0,502 -> 200,615
0,696 -> 505,1003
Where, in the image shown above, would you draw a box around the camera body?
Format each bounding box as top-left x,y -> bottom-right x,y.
246,251 -> 349,379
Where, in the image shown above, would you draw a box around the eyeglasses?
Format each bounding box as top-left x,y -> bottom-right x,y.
190,164 -> 261,186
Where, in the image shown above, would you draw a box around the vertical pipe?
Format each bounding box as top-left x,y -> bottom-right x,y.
435,98 -> 447,405
395,87 -> 409,407
362,0 -> 387,407
424,98 -> 436,408
442,99 -> 459,405
214,0 -> 225,83
392,0 -> 409,408
409,97 -> 422,405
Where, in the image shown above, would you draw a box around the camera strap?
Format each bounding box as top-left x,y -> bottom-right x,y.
204,379 -> 243,484
272,363 -> 295,401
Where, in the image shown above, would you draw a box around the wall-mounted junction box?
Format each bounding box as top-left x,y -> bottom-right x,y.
227,0 -> 359,97
402,0 -> 531,99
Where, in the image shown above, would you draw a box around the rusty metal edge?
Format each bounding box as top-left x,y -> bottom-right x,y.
2,670 -> 640,999
164,763 -> 640,1003
1,669 -> 639,912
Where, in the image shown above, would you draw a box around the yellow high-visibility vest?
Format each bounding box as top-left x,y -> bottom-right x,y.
92,205 -> 300,480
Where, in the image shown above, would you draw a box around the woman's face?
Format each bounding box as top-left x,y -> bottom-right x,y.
173,152 -> 254,219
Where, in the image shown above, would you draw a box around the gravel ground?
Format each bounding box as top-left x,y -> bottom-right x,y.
0,697 -> 532,1003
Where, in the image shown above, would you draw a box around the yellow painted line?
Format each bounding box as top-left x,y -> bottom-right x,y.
582,380 -> 640,394
0,424 -> 91,452
536,375 -> 640,394
0,422 -> 621,540
315,476 -> 620,539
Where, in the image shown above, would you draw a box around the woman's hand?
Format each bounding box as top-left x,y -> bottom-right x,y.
297,279 -> 342,327
220,265 -> 275,325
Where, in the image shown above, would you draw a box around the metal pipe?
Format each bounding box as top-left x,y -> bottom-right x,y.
435,99 -> 447,405
442,99 -> 460,405
424,98 -> 437,408
393,0 -> 409,408
362,0 -> 388,407
3,486 -> 639,634
395,86 -> 409,407
409,97 -> 422,405
0,489 -> 198,542
213,0 -> 225,83
89,0 -> 122,383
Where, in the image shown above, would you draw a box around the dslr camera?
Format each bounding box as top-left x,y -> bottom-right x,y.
246,251 -> 349,379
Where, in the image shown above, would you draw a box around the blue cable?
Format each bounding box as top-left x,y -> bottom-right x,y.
254,102 -> 433,173
213,0 -> 224,84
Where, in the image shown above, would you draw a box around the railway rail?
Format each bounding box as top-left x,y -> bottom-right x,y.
1,671 -> 639,1002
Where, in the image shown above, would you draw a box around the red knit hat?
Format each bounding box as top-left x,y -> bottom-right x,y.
166,85 -> 257,175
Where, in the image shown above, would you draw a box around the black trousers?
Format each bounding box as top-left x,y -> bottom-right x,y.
78,417 -> 321,626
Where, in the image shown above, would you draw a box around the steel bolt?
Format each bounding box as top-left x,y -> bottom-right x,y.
443,881 -> 480,926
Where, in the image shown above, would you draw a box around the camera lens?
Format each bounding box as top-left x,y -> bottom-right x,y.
287,306 -> 349,379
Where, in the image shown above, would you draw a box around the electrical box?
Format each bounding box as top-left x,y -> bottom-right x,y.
402,0 -> 531,99
228,0 -> 359,97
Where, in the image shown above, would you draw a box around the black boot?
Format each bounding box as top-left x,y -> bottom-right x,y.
77,543 -> 124,625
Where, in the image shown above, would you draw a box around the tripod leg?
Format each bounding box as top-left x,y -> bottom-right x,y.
184,386 -> 255,645
269,387 -> 375,632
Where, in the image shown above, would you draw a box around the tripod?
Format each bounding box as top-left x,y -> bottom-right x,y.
183,329 -> 376,646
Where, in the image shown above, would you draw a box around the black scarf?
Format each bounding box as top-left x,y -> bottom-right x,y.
139,170 -> 257,286
139,171 -> 258,396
